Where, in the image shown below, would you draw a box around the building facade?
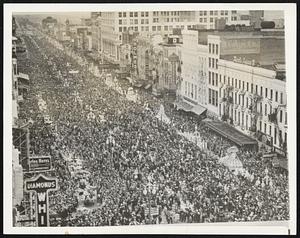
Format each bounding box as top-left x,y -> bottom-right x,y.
218,59 -> 287,152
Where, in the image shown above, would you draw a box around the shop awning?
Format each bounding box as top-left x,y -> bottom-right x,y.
173,100 -> 193,112
174,101 -> 207,115
205,121 -> 258,147
191,104 -> 207,115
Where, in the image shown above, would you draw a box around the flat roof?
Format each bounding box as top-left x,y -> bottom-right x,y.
205,121 -> 258,147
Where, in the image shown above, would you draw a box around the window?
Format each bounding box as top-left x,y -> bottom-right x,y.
130,12 -> 133,17
280,92 -> 283,104
265,104 -> 267,116
145,26 -> 149,31
260,121 -> 262,131
209,89 -> 211,104
280,110 -> 283,123
119,27 -> 122,32
269,125 -> 272,136
134,19 -> 138,24
251,83 -> 253,93
134,12 -> 138,17
119,19 -> 122,24
270,89 -> 273,100
141,19 -> 144,24
212,58 -> 215,68
123,12 -> 126,17
216,73 -> 218,86
204,11 -> 207,16
212,44 -> 215,54
255,85 -> 258,94
247,82 -> 249,91
152,26 -> 156,31
285,112 -> 287,125
210,11 -> 213,15
141,26 -> 144,31
214,11 -> 218,15
209,72 -> 211,84
130,19 -> 134,25
264,123 -> 267,134
141,12 -> 144,17
123,27 -> 127,31
119,12 -> 122,17
216,44 -> 218,54
246,97 -> 249,108
169,25 -> 173,30
210,18 -> 214,23
216,91 -> 218,106
135,26 -> 138,31
209,58 -> 211,67
235,79 -> 237,88
209,43 -> 211,53
270,105 -> 272,114
221,10 -> 224,15
199,18 -> 203,23
265,88 -> 268,98
239,80 -> 241,89
164,26 -> 168,31
204,18 -> 207,23
242,81 -> 245,90
157,26 -> 161,31
260,86 -> 263,96
225,10 -> 228,15
275,91 -> 278,102
199,11 -> 203,16
235,92 -> 237,104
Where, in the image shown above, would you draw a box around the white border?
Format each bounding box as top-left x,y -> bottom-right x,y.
3,3 -> 297,235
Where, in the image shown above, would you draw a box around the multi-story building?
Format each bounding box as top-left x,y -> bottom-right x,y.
99,11 -> 225,63
217,29 -> 286,153
196,10 -> 250,30
91,12 -> 102,53
180,29 -> 207,109
158,34 -> 182,93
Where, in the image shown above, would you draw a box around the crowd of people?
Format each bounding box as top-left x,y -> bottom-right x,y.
16,21 -> 289,227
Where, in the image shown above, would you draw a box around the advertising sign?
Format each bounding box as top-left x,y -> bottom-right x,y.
28,156 -> 51,172
25,174 -> 58,227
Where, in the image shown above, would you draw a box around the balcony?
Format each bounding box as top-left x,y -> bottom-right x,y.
268,113 -> 278,124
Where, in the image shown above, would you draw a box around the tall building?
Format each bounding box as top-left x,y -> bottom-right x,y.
99,11 -> 247,63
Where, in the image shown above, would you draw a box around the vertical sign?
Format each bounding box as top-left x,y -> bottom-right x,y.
25,174 -> 58,227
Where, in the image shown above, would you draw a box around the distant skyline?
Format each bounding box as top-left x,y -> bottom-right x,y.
14,10 -> 284,25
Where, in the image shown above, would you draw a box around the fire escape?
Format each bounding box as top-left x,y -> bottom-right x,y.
248,92 -> 263,133
220,83 -> 233,123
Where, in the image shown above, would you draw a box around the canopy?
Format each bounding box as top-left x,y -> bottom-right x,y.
205,121 -> 258,147
174,100 -> 207,116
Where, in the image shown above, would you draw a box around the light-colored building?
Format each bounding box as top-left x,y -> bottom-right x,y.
180,29 -> 207,108
99,11 -> 240,63
218,59 -> 287,153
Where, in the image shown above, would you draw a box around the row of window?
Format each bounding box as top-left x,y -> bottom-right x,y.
208,71 -> 219,87
199,10 -> 229,16
208,43 -> 219,55
220,75 -> 285,104
208,58 -> 218,69
227,109 -> 287,145
184,81 -> 198,100
119,25 -> 187,33
118,12 -> 149,18
208,88 -> 218,106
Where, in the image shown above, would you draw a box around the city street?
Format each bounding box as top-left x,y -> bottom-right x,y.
13,15 -> 289,227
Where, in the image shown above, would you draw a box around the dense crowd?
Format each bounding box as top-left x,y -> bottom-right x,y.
16,22 -> 289,227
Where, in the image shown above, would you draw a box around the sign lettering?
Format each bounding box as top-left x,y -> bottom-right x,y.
25,175 -> 58,227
